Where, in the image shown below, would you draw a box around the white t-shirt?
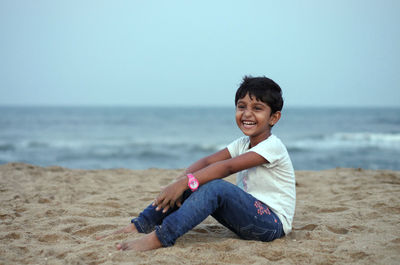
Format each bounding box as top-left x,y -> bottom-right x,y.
227,135 -> 296,234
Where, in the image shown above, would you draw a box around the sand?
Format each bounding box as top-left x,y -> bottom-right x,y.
0,163 -> 399,265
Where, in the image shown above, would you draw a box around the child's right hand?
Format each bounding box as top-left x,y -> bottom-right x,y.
152,177 -> 187,213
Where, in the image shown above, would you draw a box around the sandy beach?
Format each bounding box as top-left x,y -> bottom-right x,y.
0,163 -> 399,264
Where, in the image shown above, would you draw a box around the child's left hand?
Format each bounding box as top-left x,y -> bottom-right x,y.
152,177 -> 187,213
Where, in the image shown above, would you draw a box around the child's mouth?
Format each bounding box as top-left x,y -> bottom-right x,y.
242,121 -> 256,129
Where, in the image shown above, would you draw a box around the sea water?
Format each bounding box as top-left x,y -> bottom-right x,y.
0,106 -> 399,170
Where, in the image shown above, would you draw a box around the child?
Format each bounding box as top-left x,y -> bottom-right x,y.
97,76 -> 296,251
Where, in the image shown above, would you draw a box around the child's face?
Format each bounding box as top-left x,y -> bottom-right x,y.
235,93 -> 280,143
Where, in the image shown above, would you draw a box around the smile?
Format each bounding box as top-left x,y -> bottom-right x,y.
243,121 -> 256,125
242,121 -> 256,128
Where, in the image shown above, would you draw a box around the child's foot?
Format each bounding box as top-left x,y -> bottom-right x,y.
96,223 -> 137,240
116,231 -> 162,251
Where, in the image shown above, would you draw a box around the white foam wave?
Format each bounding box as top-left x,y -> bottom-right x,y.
288,132 -> 400,151
11,138 -> 224,155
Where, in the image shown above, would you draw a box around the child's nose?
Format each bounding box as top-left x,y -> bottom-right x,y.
243,108 -> 252,117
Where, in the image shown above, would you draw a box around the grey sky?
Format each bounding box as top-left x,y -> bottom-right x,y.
1,0 -> 399,107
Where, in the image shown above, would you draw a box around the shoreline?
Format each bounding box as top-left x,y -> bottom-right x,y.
1,163 -> 399,264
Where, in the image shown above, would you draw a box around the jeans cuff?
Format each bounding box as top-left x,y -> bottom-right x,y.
155,225 -> 173,247
131,218 -> 147,234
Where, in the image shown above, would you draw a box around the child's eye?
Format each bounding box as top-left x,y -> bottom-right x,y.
237,105 -> 245,109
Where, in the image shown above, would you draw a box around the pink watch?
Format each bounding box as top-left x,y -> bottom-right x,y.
187,174 -> 199,192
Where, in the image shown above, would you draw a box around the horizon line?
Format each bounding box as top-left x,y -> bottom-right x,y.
0,104 -> 399,109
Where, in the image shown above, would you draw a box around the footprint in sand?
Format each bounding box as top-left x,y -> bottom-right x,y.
390,238 -> 400,244
205,224 -> 226,233
320,207 -> 349,213
45,209 -> 66,217
38,234 -> 69,243
72,224 -> 116,237
297,224 -> 318,231
0,213 -> 15,224
2,232 -> 21,240
103,210 -> 122,217
326,225 -> 349,235
349,251 -> 369,259
63,217 -> 87,224
139,197 -> 154,202
348,225 -> 367,232
102,201 -> 121,208
15,246 -> 29,255
258,249 -> 285,261
62,226 -> 74,233
192,227 -> 209,234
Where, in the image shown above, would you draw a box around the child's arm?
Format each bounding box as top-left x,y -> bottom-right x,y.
177,148 -> 232,179
153,149 -> 268,212
153,148 -> 231,211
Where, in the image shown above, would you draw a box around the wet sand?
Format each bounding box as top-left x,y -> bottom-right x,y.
0,163 -> 399,264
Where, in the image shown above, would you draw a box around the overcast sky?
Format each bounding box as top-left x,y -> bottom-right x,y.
1,0 -> 399,107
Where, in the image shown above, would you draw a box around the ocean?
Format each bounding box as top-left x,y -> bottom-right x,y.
0,106 -> 399,171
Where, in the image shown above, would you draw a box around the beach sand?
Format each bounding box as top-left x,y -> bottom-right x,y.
0,163 -> 399,264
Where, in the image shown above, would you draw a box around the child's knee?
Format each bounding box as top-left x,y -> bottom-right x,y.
199,179 -> 229,195
201,179 -> 222,188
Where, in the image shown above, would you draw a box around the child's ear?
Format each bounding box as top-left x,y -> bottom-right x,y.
269,111 -> 281,126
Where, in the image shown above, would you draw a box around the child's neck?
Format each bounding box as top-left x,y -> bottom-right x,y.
249,131 -> 272,148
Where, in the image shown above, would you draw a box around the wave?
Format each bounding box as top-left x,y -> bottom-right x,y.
287,132 -> 400,152
0,143 -> 15,151
2,132 -> 399,169
0,139 -> 224,157
48,141 -> 225,166
3,133 -> 399,156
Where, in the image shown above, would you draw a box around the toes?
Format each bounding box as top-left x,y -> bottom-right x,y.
120,242 -> 131,251
122,243 -> 130,250
116,242 -> 131,251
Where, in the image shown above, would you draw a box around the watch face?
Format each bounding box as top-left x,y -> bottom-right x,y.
189,180 -> 198,189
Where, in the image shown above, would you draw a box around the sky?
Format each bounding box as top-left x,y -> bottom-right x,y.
0,0 -> 399,107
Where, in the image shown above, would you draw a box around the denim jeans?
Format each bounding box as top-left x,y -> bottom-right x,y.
131,179 -> 284,247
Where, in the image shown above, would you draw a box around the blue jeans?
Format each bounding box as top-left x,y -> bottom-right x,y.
131,179 -> 284,247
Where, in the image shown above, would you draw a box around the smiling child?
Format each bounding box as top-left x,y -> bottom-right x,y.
97,76 -> 296,251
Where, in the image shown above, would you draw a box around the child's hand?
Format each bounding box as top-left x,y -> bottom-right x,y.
152,177 -> 187,213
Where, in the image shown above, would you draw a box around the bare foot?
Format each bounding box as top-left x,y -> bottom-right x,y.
116,231 -> 162,251
96,223 -> 138,240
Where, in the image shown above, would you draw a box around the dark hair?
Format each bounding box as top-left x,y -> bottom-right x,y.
235,76 -> 284,113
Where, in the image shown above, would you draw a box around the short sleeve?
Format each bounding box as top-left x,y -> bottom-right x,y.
247,135 -> 285,166
227,137 -> 248,158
